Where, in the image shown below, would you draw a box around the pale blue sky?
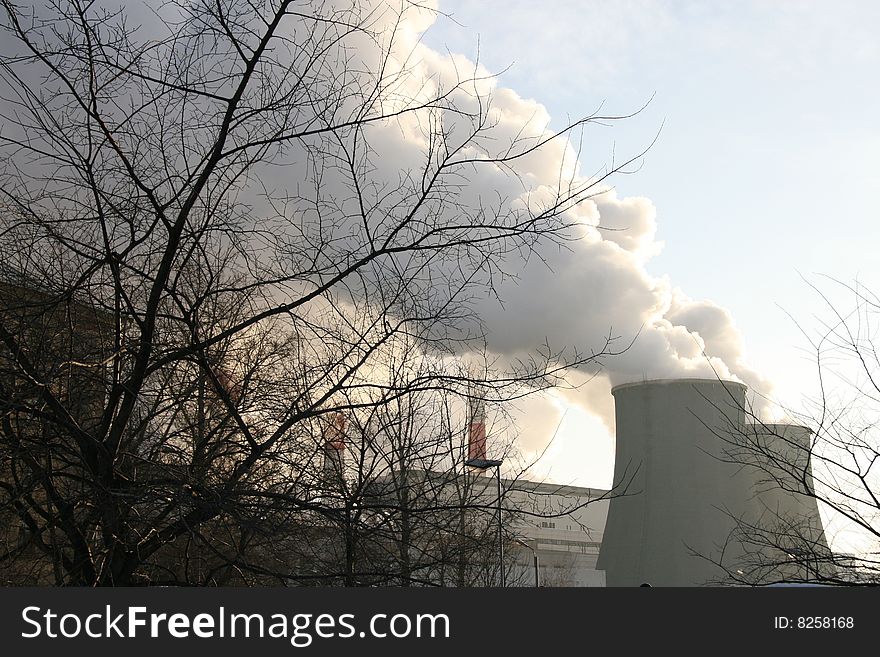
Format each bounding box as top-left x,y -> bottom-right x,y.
425,0 -> 880,409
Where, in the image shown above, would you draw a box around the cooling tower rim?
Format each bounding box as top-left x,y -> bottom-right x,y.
610,377 -> 747,395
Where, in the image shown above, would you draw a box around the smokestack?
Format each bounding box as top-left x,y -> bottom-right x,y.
212,364 -> 241,403
323,412 -> 347,479
467,396 -> 487,462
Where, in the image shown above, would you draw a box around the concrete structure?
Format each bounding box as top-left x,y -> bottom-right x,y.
423,471 -> 609,587
503,479 -> 608,587
735,423 -> 832,580
598,378 -> 829,586
742,424 -> 825,531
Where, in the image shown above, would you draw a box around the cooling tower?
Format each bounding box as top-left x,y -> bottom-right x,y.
740,423 -> 817,517
737,423 -> 831,579
597,379 -> 751,586
598,380 -> 830,586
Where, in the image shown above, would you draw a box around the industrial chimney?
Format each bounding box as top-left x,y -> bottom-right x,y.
322,412 -> 347,480
467,396 -> 487,462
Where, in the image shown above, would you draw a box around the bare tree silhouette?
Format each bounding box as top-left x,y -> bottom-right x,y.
0,0 -> 635,585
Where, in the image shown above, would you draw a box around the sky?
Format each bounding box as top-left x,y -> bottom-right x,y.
412,0 -> 880,490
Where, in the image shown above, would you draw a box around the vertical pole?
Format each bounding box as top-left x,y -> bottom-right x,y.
497,463 -> 504,587
534,550 -> 540,588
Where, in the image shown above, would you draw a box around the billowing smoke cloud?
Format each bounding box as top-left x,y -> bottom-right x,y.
5,0 -> 774,485
250,0 -> 776,445
353,2 -> 778,458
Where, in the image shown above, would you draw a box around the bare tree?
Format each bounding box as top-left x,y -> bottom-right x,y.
0,0 -> 634,585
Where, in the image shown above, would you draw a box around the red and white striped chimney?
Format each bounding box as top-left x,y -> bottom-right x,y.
467,396 -> 487,461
